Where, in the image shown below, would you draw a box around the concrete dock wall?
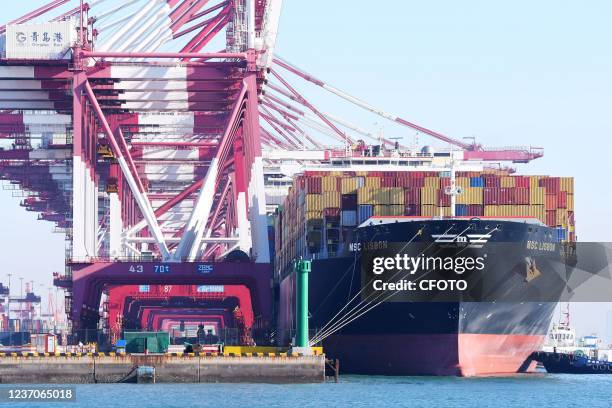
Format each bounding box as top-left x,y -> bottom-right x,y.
0,354 -> 325,383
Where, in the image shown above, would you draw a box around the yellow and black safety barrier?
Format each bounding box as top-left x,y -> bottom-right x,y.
0,347 -> 323,358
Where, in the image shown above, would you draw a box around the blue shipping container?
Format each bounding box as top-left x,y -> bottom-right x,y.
341,210 -> 357,227
556,227 -> 567,242
358,205 -> 373,224
455,204 -> 468,216
470,177 -> 485,187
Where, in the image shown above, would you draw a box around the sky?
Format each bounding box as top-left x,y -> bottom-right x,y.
1,0 -> 611,339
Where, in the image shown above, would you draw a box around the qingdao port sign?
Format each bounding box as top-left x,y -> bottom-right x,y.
5,22 -> 75,60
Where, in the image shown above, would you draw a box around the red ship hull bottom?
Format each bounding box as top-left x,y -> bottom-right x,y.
323,333 -> 544,376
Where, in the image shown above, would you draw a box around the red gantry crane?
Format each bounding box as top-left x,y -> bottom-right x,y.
0,0 -> 542,342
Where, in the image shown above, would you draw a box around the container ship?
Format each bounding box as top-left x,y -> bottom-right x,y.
269,149 -> 576,376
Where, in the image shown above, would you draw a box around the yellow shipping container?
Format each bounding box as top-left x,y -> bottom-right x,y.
529,187 -> 545,205
421,205 -> 437,217
456,177 -> 470,188
322,176 -> 337,192
567,194 -> 574,211
556,209 -> 568,226
500,176 -> 515,188
424,177 -> 440,188
516,205 -> 532,216
305,194 -> 322,211
305,211 -> 322,220
529,176 -> 543,189
389,205 -> 404,216
357,187 -> 376,204
374,205 -> 388,216
484,206 -> 498,217
421,205 -> 450,217
340,178 -> 359,194
560,177 -> 574,193
528,205 -> 546,224
322,191 -> 340,208
421,187 -> 437,205
373,205 -> 403,216
375,187 -> 391,205
388,187 -> 405,205
456,187 -> 483,205
365,177 -> 381,188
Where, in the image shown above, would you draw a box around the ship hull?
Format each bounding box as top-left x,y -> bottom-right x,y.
277,218 -> 571,376
323,332 -> 544,376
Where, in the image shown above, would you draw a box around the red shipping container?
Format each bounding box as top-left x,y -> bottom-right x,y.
484,176 -> 501,188
484,188 -> 499,205
539,177 -> 560,194
467,204 -> 484,216
396,178 -> 411,188
440,178 -> 451,188
557,191 -> 567,208
383,171 -> 398,177
409,178 -> 425,188
545,194 -> 557,210
514,188 -> 529,204
568,211 -> 575,224
404,188 -> 421,205
499,188 -> 515,204
381,177 -> 396,187
546,210 -> 556,226
437,190 -> 451,206
305,177 -> 322,194
404,204 -> 420,216
514,176 -> 530,188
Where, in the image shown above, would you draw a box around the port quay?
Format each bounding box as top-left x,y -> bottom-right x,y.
0,1 -> 609,407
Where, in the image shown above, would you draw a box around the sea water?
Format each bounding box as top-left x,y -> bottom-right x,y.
1,374 -> 610,408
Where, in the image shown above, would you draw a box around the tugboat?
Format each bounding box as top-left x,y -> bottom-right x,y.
533,304 -> 612,373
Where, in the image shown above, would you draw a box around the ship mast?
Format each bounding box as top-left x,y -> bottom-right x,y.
561,302 -> 571,327
445,158 -> 462,217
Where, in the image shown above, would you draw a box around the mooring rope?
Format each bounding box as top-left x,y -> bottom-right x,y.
310,226 -> 499,345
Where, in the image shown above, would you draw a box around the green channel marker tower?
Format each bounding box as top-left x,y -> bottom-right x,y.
293,259 -> 312,354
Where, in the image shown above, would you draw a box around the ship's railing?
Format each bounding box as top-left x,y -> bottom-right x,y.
326,148 -> 434,159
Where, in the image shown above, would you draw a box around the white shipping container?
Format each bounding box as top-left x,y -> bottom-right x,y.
6,22 -> 76,60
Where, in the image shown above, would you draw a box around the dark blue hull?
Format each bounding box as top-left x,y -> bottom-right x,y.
277,218 -> 574,375
533,351 -> 612,374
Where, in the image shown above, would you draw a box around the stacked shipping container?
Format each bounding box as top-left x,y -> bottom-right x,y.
274,171 -> 575,267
